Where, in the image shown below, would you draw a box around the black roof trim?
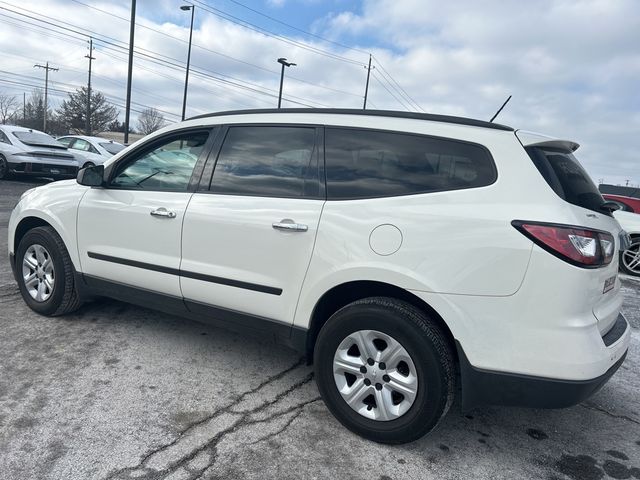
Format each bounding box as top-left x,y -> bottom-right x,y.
187,108 -> 514,132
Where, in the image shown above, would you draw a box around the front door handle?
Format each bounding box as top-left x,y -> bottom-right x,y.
150,208 -> 176,219
272,220 -> 308,232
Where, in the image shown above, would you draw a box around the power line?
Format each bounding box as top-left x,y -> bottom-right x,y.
67,0 -> 363,100
372,55 -> 425,112
223,0 -> 369,55
191,0 -> 367,67
0,6 -> 319,109
371,72 -> 412,111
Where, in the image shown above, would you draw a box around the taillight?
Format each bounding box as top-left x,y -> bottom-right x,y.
512,221 -> 615,268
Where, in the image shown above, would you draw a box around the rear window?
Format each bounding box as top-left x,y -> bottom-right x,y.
100,142 -> 125,155
13,131 -> 63,148
325,128 -> 496,199
526,147 -> 605,214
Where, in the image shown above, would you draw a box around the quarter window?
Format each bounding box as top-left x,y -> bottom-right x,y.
325,128 -> 496,199
210,126 -> 318,198
0,130 -> 10,144
110,131 -> 209,190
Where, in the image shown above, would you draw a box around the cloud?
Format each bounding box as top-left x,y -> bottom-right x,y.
0,0 -> 637,185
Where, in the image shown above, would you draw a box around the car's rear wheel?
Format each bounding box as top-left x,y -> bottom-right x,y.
16,226 -> 82,316
314,297 -> 455,444
0,154 -> 11,180
620,235 -> 640,277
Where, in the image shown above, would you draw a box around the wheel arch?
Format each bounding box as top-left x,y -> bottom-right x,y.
304,280 -> 457,365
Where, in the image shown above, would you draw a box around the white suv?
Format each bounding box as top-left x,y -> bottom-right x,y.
7,109 -> 631,444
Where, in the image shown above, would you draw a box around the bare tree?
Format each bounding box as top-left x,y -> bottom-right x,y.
136,107 -> 166,135
0,92 -> 19,124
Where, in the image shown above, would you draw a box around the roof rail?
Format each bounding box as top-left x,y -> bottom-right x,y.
186,108 -> 514,132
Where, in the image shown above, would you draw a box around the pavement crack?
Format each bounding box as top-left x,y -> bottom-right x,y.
102,357 -> 308,480
190,396 -> 322,480
581,402 -> 640,425
167,372 -> 316,477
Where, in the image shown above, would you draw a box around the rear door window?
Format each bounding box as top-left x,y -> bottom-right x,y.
324,128 -> 496,199
210,126 -> 319,198
526,147 -> 605,214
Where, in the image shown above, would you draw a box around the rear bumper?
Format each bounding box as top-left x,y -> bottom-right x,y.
457,313 -> 630,410
8,161 -> 78,177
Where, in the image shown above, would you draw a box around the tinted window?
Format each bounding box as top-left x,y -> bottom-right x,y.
71,138 -> 98,154
100,142 -> 125,155
0,130 -> 10,144
325,128 -> 496,199
13,131 -> 62,148
110,131 -> 209,191
211,126 -> 317,198
57,137 -> 72,147
526,147 -> 605,214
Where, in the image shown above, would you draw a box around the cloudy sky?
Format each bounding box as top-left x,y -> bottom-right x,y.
0,0 -> 638,185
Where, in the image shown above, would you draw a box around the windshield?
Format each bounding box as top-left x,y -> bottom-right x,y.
100,142 -> 126,155
13,131 -> 64,148
526,146 -> 606,214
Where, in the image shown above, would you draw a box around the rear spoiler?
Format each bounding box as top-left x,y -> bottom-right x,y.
515,130 -> 579,152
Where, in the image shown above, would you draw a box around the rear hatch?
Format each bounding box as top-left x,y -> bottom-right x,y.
516,131 -> 623,335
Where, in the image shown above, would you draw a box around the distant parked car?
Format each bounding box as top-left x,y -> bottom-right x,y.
0,125 -> 78,180
614,210 -> 640,277
57,135 -> 126,168
603,194 -> 640,214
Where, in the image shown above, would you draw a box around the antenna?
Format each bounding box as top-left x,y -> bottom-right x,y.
489,95 -> 512,123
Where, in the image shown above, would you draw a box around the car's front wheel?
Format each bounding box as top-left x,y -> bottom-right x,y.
314,297 -> 455,444
620,235 -> 640,277
16,226 -> 82,316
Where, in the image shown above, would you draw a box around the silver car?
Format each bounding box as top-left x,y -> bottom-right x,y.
0,125 -> 79,180
57,135 -> 126,168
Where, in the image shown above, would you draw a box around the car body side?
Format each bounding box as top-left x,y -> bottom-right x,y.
8,112 -> 630,410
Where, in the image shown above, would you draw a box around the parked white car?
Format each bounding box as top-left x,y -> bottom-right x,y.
7,109 -> 630,443
57,135 -> 125,168
0,125 -> 78,179
614,210 -> 640,276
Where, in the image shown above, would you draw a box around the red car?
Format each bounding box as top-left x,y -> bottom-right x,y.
603,194 -> 640,213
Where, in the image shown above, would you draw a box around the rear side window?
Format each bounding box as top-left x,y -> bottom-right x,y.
325,128 -> 496,199
210,126 -> 318,198
526,147 -> 605,214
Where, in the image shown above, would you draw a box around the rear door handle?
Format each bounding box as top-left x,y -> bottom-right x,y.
150,208 -> 177,219
272,220 -> 308,232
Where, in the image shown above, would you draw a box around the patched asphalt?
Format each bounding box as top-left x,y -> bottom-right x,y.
1,178 -> 639,480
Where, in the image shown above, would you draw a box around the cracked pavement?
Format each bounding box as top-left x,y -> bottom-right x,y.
1,178 -> 640,480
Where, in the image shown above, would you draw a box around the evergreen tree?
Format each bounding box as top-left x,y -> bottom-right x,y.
57,87 -> 118,135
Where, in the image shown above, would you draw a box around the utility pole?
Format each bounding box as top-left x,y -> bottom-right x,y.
23,92 -> 25,123
124,0 -> 137,144
363,54 -> 374,110
85,37 -> 95,135
33,62 -> 58,132
180,5 -> 195,121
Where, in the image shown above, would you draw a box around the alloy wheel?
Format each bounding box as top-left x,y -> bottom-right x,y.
622,239 -> 640,275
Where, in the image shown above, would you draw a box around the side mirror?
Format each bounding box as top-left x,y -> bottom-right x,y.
77,164 -> 105,187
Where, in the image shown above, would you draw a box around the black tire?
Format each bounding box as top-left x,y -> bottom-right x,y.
620,235 -> 640,277
15,226 -> 82,316
314,297 -> 455,444
0,154 -> 11,180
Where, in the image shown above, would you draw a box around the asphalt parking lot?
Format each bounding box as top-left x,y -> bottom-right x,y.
1,178 -> 639,480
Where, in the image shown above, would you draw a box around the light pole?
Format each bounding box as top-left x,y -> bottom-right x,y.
180,4 -> 195,121
124,0 -> 136,144
277,57 -> 296,109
